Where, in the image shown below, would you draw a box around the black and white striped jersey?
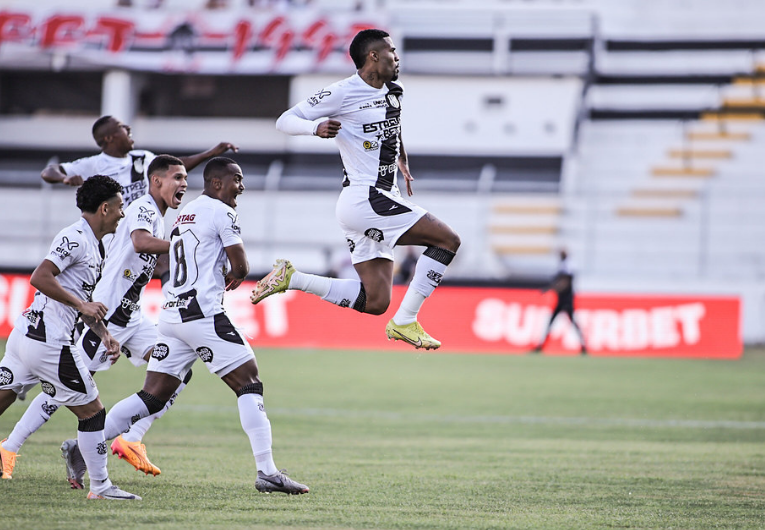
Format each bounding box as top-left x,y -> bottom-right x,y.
95,193 -> 164,328
277,73 -> 404,192
16,218 -> 103,345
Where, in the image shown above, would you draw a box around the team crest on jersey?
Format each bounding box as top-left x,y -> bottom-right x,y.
364,228 -> 384,242
152,343 -> 170,361
346,238 -> 355,253
22,308 -> 42,326
196,346 -> 214,363
0,367 -> 13,386
307,89 -> 331,107
387,94 -> 400,108
363,140 -> 379,152
40,380 -> 56,397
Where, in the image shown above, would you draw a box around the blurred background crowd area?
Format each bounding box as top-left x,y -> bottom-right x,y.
0,0 -> 764,341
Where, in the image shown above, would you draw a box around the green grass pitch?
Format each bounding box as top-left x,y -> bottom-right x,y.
1,342 -> 765,529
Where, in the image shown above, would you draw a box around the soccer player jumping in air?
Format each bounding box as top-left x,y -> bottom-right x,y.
251,29 -> 461,350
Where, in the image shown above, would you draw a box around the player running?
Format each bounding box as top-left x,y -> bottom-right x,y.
102,157 -> 309,495
0,176 -> 140,500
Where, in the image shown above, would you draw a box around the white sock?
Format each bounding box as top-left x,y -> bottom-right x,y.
77,410 -> 112,494
289,271 -> 331,297
393,253 -> 448,325
290,271 -> 362,309
122,381 -> 187,443
392,289 -> 427,326
104,393 -> 150,441
4,393 -> 60,453
237,393 -> 278,476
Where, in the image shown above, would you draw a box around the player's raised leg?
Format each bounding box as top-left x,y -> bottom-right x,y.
386,213 -> 460,349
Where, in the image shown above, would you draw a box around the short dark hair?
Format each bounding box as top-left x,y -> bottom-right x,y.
203,156 -> 238,183
349,29 -> 390,69
92,115 -> 116,149
76,175 -> 122,213
148,154 -> 184,177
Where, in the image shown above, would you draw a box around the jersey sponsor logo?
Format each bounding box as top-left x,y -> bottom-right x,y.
377,162 -> 397,178
363,116 -> 400,133
363,140 -> 379,151
364,228 -> 384,242
163,298 -> 191,309
227,212 -> 241,235
40,380 -> 56,397
152,343 -> 170,361
0,367 -> 13,386
174,213 -> 196,226
53,236 -> 79,258
123,268 -> 136,281
307,89 -> 331,107
359,98 -> 387,110
427,270 -> 443,285
97,441 -> 108,455
196,346 -> 214,363
339,299 -> 351,308
346,238 -> 355,253
120,298 -> 141,312
137,206 -> 156,223
81,281 -> 96,296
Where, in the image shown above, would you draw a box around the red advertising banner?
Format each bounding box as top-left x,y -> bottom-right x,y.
0,7 -> 382,74
0,274 -> 741,359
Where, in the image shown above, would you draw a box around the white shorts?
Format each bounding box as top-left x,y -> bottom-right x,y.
0,328 -> 99,406
78,318 -> 157,372
336,185 -> 427,265
147,313 -> 253,381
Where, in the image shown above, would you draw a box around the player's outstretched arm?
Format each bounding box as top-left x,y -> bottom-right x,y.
41,164 -> 83,186
178,142 -> 239,172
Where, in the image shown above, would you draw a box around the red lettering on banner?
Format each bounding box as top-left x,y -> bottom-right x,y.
40,15 -> 85,49
259,16 -> 294,64
231,20 -> 253,62
0,12 -> 32,46
91,17 -> 135,53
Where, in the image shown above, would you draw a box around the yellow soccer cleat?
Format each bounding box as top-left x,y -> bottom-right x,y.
111,435 -> 161,477
250,259 -> 295,305
385,320 -> 441,350
0,438 -> 18,479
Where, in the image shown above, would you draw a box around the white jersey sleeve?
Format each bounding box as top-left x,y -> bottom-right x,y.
276,85 -> 346,135
60,156 -> 98,180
